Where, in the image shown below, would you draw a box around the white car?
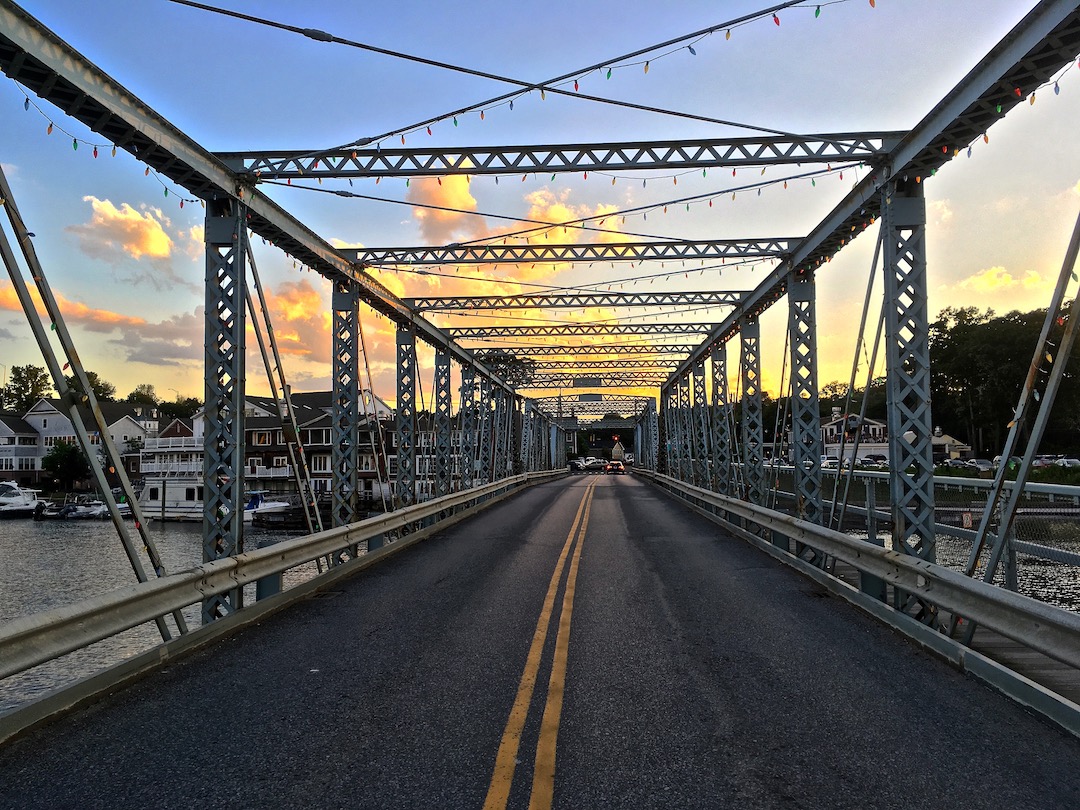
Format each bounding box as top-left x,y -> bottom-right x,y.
1054,458 -> 1080,468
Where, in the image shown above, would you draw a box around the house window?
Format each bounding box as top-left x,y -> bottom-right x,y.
42,418 -> 48,429
0,458 -> 13,471
311,454 -> 330,473
273,456 -> 288,467
149,487 -> 160,501
17,458 -> 36,471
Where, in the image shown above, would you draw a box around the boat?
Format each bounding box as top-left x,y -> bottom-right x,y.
139,476 -> 291,522
0,481 -> 40,518
33,494 -> 134,521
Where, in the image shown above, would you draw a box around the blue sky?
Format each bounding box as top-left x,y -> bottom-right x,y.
1,0 -> 1078,404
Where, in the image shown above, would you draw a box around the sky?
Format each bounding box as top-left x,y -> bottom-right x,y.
1,0 -> 1079,412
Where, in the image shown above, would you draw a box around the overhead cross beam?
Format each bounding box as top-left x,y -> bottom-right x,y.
342,239 -> 795,267
450,324 -> 717,339
532,395 -> 653,415
668,0 -> 1080,384
217,133 -> 901,180
472,344 -> 700,358
521,373 -> 668,390
529,359 -> 679,371
407,290 -> 743,311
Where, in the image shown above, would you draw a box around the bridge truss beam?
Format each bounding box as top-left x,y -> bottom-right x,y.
450,324 -> 716,340
220,133 -> 901,180
530,395 -> 653,419
472,344 -> 699,359
343,239 -> 794,268
529,359 -> 679,372
521,373 -> 669,390
407,291 -> 743,311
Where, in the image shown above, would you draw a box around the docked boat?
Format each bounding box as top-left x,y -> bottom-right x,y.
139,476 -> 291,522
0,481 -> 39,518
33,495 -> 134,521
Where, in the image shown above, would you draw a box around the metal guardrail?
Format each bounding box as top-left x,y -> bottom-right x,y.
0,470 -> 563,682
639,469 -> 1080,672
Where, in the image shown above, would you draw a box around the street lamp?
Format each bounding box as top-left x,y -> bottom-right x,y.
168,388 -> 180,402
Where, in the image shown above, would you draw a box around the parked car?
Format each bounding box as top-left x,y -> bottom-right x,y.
568,458 -> 585,472
944,458 -> 970,469
967,458 -> 994,472
583,459 -> 607,473
821,456 -> 840,469
1032,456 -> 1057,468
1054,457 -> 1080,468
605,461 -> 626,475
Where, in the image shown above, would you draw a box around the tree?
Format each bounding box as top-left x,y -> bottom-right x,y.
42,440 -> 90,491
157,396 -> 201,421
64,370 -> 116,402
481,352 -> 536,388
5,364 -> 51,413
125,383 -> 160,405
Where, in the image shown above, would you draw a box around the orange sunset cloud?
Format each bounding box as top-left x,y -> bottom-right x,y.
66,196 -> 174,261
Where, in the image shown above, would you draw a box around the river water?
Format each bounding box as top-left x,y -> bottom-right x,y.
1,514 -> 1079,717
0,518 -> 317,715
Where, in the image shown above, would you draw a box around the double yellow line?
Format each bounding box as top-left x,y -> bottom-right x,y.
483,478 -> 598,810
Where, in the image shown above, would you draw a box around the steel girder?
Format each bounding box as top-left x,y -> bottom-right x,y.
691,362 -> 710,488
710,346 -> 733,496
493,390 -> 510,479
788,270 -> 823,526
202,198 -> 247,623
662,385 -> 678,478
450,324 -> 715,339
521,402 -> 535,472
434,349 -> 453,498
648,402 -> 660,472
459,367 -> 476,490
344,239 -> 794,267
396,327 -> 418,508
221,133 -> 899,179
408,291 -> 743,311
473,344 -> 699,358
665,2 -> 1080,386
882,186 -> 936,566
331,281 -> 361,527
0,3 -> 517,397
676,375 -> 693,484
740,317 -> 766,506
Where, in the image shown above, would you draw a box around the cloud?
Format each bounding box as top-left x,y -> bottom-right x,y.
0,281 -> 147,333
407,175 -> 488,244
0,325 -> 16,341
928,199 -> 953,226
107,309 -> 202,367
258,279 -> 333,364
67,196 -> 173,260
957,266 -> 1043,294
1074,178 -> 1080,197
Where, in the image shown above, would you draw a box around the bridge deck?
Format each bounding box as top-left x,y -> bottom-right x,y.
2,475 -> 1079,809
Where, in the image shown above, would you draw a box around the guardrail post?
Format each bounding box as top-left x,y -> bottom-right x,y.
861,480 -> 887,600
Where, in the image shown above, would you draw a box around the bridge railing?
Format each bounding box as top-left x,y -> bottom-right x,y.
640,469 -> 1080,674
0,470 -> 564,688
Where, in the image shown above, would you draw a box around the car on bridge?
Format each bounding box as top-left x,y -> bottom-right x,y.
605,461 -> 626,474
583,458 -> 608,473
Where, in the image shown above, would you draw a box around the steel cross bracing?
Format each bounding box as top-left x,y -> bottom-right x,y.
449,324 -> 717,339
343,239 -> 794,267
667,2 -> 1080,384
219,133 -> 901,180
691,362 -> 710,488
472,345 -> 700,358
478,378 -> 494,484
0,3 -> 517,397
406,290 -> 744,312
459,368 -> 476,490
396,327 -> 418,508
676,375 -> 693,484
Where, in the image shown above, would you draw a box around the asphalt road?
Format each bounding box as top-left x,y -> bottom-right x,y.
2,473 -> 1080,809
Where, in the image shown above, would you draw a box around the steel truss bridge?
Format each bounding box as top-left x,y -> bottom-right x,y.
3,0 -> 1080,756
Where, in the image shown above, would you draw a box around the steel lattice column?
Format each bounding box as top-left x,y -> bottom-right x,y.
691,360 -> 710,488
331,281 -> 360,527
396,326 -> 418,508
478,377 -> 493,484
494,390 -> 509,479
648,401 -> 659,471
740,316 -> 766,505
202,197 -> 247,623
789,270 -> 823,524
710,345 -> 733,495
459,368 -> 476,490
882,183 -> 936,563
661,384 -> 677,476
434,349 -> 452,497
521,402 -> 534,471
677,375 -> 693,483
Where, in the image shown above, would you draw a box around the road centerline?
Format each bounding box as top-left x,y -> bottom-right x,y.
483,478 -> 598,810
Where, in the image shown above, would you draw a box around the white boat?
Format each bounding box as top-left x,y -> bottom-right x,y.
139,477 -> 291,522
0,481 -> 39,518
